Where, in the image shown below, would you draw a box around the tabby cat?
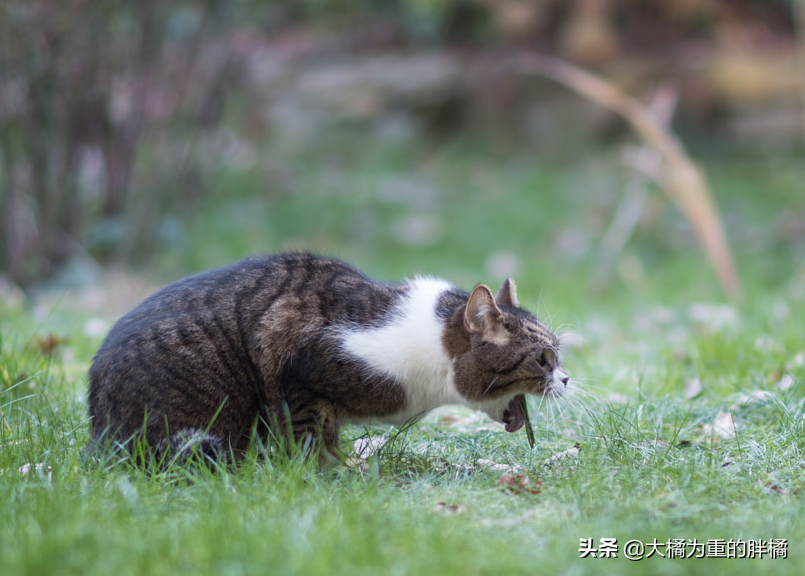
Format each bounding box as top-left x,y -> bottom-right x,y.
88,253 -> 568,463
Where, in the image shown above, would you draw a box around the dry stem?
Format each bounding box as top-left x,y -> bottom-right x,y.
517,54 -> 741,298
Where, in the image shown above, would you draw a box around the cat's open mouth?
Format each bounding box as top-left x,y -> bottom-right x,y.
501,398 -> 525,433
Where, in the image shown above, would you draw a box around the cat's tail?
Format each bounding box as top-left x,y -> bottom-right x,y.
85,427 -> 229,469
162,429 -> 229,467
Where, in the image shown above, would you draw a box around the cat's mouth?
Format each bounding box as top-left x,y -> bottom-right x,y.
501,398 -> 525,433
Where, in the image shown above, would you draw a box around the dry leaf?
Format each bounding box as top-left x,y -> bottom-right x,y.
703,411 -> 735,438
684,377 -> 703,399
353,436 -> 387,460
785,352 -> 805,375
543,447 -> 580,466
764,481 -> 787,495
477,459 -> 521,474
433,502 -> 465,515
432,409 -> 501,433
688,303 -> 739,329
342,457 -> 371,473
732,390 -> 774,407
438,415 -> 460,426
755,335 -> 781,352
777,374 -> 794,392
19,463 -> 52,476
496,473 -> 542,494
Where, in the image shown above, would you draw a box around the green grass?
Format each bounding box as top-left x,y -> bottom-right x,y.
2,133 -> 805,575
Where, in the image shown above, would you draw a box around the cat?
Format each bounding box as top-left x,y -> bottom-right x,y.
88,253 -> 569,464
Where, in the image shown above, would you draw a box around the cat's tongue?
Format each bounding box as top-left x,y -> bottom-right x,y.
503,398 -> 525,433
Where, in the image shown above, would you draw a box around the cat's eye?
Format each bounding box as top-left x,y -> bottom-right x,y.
538,348 -> 555,370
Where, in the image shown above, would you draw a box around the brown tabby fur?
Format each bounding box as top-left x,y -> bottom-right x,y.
88,253 -> 563,464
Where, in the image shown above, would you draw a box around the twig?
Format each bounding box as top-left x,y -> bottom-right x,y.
516,54 -> 741,298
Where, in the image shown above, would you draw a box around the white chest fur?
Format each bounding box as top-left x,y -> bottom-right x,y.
338,278 -> 465,424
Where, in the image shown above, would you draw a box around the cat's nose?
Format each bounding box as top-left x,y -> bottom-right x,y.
555,369 -> 569,387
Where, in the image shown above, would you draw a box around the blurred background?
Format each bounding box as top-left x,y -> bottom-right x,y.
1,0 -> 803,323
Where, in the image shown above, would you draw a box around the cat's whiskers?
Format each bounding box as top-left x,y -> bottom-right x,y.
553,322 -> 577,337
481,376 -> 499,397
548,400 -> 559,423
561,396 -> 585,419
554,397 -> 569,421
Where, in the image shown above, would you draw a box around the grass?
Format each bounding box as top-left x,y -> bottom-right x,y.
2,132 -> 804,575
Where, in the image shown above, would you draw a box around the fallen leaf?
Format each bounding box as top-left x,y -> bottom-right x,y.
433,502 -> 465,515
433,462 -> 474,474
777,374 -> 794,391
543,446 -> 580,466
703,411 -> 736,438
764,481 -> 787,495
755,335 -> 781,352
431,408 -> 502,433
19,463 -> 52,477
353,436 -> 387,460
732,390 -> 774,407
496,473 -> 527,487
786,352 -> 805,371
477,459 -> 521,474
688,303 -> 739,329
684,377 -> 703,399
496,473 -> 542,494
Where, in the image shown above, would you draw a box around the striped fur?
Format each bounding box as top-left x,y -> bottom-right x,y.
88,253 -> 566,464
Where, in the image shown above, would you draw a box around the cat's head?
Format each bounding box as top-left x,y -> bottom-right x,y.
443,278 -> 568,430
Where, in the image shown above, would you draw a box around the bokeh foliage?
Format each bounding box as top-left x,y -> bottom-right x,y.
0,0 -> 800,287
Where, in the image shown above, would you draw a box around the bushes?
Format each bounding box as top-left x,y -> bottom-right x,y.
0,0 -> 240,287
0,0 -> 797,287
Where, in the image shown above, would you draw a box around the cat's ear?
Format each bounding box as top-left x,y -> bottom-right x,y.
495,277 -> 519,308
464,284 -> 507,342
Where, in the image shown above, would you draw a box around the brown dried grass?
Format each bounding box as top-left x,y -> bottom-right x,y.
517,54 -> 741,298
